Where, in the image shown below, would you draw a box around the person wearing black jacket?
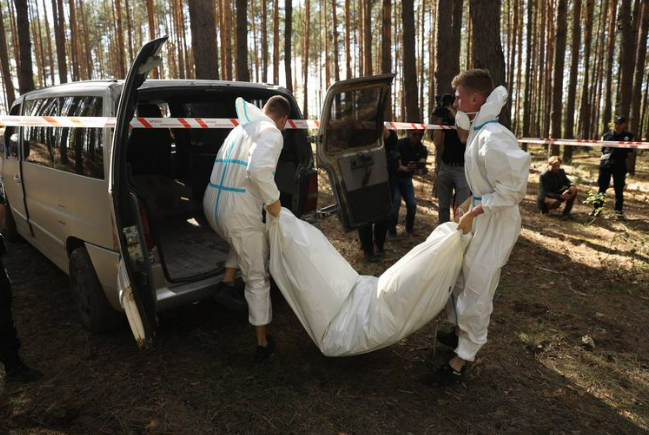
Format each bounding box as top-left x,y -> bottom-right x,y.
537,156 -> 577,218
591,116 -> 634,217
0,181 -> 43,383
357,127 -> 399,262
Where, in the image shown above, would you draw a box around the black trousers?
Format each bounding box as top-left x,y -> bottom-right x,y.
358,218 -> 389,255
0,258 -> 20,370
597,163 -> 626,212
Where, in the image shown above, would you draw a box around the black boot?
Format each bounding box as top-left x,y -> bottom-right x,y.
214,282 -> 248,312
436,329 -> 459,349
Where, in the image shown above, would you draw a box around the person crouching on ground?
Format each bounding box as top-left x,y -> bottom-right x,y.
203,96 -> 289,360
537,156 -> 578,219
424,69 -> 531,387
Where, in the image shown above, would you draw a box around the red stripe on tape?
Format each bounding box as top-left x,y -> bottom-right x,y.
196,118 -> 208,128
288,119 -> 297,129
231,119 -> 239,127
314,120 -> 321,128
178,118 -> 191,128
137,117 -> 153,128
43,116 -> 61,127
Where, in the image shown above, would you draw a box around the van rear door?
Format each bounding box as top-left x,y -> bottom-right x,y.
316,75 -> 395,231
109,37 -> 167,349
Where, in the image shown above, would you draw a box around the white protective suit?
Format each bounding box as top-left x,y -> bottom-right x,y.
203,98 -> 283,326
448,86 -> 531,361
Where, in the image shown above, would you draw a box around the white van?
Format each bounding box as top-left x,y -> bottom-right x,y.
1,38 -> 395,347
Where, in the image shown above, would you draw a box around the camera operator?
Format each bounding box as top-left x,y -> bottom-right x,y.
432,95 -> 471,225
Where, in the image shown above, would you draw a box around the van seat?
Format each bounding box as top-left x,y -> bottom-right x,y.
131,175 -> 201,220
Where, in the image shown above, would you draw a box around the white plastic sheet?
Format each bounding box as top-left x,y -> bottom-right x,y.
268,208 -> 471,357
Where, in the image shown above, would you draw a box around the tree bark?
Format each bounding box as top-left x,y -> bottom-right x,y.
332,0 -> 340,82
618,0 -> 636,118
234,0 -> 250,81
435,0 -> 454,94
124,0 -> 134,63
79,0 -> 93,80
469,0 -> 508,127
0,2 -> 16,106
630,0 -> 649,133
285,0 -> 293,91
578,0 -> 594,139
222,0 -> 233,80
522,0 -> 533,139
52,0 -> 67,83
363,0 -> 372,76
273,0 -> 280,84
401,0 -> 418,121
345,0 -> 352,79
261,0 -> 268,82
145,0 -> 157,78
303,0 -> 310,117
114,0 -> 126,77
563,0 -> 581,162
550,0 -> 567,155
13,0 -> 35,93
382,0 -> 392,120
188,0 -> 219,79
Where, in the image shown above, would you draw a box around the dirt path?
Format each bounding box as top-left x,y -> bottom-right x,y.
1,147 -> 648,434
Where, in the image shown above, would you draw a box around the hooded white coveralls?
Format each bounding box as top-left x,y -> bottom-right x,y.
447,86 -> 531,361
203,98 -> 283,326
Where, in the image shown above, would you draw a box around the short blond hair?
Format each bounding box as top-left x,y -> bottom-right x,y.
452,69 -> 495,100
548,155 -> 562,165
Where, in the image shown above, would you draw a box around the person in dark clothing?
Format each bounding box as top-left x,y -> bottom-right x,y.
537,156 -> 578,218
0,182 -> 43,383
388,130 -> 428,237
591,116 -> 634,217
433,111 -> 470,224
357,127 -> 398,262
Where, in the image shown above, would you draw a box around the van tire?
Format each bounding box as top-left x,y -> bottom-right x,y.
2,202 -> 20,242
69,247 -> 121,332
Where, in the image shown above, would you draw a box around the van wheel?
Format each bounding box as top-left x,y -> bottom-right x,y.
69,247 -> 121,332
2,202 -> 20,242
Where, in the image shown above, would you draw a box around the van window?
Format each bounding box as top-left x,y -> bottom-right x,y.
4,104 -> 21,158
24,96 -> 104,179
325,87 -> 383,153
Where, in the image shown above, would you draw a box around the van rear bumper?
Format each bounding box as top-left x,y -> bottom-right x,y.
156,274 -> 222,311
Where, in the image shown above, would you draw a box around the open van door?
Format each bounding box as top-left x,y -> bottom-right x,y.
109,37 -> 167,349
316,75 -> 395,232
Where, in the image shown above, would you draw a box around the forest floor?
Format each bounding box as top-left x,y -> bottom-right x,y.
1,145 -> 648,435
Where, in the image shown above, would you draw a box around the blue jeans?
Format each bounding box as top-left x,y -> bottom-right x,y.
390,177 -> 417,234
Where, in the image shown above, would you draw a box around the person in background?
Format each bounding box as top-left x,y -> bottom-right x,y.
537,156 -> 578,219
358,127 -> 399,262
591,116 -> 635,218
388,129 -> 428,238
0,180 -> 43,383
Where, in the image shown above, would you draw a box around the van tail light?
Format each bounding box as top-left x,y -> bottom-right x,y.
305,171 -> 318,213
138,200 -> 155,251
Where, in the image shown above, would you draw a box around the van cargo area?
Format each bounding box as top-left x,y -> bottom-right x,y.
127,87 -> 310,283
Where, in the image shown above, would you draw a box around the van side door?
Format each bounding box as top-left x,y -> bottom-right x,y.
316,75 -> 395,231
110,37 -> 167,349
1,103 -> 32,237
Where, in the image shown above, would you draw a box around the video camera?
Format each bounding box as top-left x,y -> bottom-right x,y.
433,93 -> 456,125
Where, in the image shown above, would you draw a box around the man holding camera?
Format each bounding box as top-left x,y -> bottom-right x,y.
388,129 -> 428,238
432,95 -> 471,225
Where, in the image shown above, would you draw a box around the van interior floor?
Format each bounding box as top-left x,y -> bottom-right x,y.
154,215 -> 229,280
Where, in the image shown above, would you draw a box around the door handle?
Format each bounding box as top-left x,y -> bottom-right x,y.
13,174 -> 21,184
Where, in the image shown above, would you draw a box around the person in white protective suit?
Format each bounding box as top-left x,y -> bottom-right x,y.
424,69 -> 531,386
203,96 -> 289,360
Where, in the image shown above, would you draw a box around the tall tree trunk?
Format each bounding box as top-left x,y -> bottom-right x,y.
145,0 -> 157,78
618,0 -> 636,118
30,1 -> 44,87
401,0 -> 418,121
260,0 -> 267,82
222,0 -> 233,80
13,0 -> 35,93
563,0 -> 581,162
543,0 -> 554,139
303,0 -> 310,117
513,0 -> 523,135
0,2 -> 16,106
52,0 -> 67,83
590,1 -> 607,136
285,0 -> 293,91
427,0 -> 436,123
250,0 -> 258,80
578,0 -> 594,139
469,0 -> 508,127
628,0 -> 649,174
550,0 -> 567,155
79,0 -> 93,79
534,1 -> 545,137
41,0 -> 55,85
435,0 -> 455,94
124,0 -> 134,63
324,0 -> 330,89
273,0 -> 279,84
363,0 -> 372,76
522,0 -> 533,139
114,0 -> 126,77
332,0 -> 340,82
188,0 -> 219,79
602,0 -> 617,127
382,0 -> 392,120
418,0 -> 425,121
345,0 -> 352,79
235,0 -> 250,81
508,0 -> 518,90
67,0 -> 81,80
